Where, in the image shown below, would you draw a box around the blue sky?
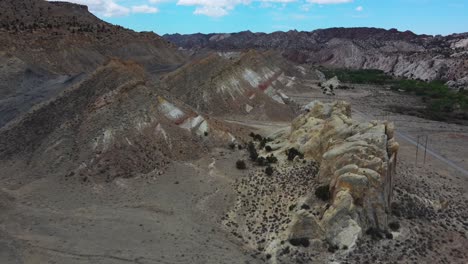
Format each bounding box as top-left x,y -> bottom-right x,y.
53,0 -> 468,35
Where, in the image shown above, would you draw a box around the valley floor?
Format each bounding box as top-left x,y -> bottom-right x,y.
1,79 -> 467,264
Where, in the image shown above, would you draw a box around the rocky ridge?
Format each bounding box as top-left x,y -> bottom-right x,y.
223,101 -> 399,262
0,0 -> 186,127
161,50 -> 313,121
0,59 -> 248,188
164,28 -> 468,83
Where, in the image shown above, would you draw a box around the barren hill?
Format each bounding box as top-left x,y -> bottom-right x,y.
161,50 -> 306,121
0,0 -> 186,126
164,27 -> 468,82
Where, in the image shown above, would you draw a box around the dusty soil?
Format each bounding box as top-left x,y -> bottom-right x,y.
1,73 -> 467,264
0,149 -> 263,264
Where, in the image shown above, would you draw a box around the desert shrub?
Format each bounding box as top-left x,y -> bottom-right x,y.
265,145 -> 273,152
366,227 -> 384,240
257,156 -> 267,166
389,221 -> 400,231
228,142 -> 236,149
266,154 -> 278,164
287,147 -> 303,161
236,160 -> 246,170
327,243 -> 339,253
204,131 -> 208,136
288,204 -> 296,211
265,166 -> 273,176
247,142 -> 258,161
315,185 -> 330,201
366,227 -> 392,240
249,133 -> 263,141
289,238 -> 310,247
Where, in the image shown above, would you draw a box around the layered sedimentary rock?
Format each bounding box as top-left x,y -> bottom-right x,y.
286,101 -> 399,248
222,100 -> 399,262
164,28 -> 468,82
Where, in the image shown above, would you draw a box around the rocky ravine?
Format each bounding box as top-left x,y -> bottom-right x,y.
164,28 -> 468,84
223,101 -> 399,263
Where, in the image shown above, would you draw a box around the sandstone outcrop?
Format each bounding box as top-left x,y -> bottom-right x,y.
284,101 -> 399,248
222,100 -> 399,262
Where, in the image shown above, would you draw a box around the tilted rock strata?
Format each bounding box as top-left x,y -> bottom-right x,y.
164,28 -> 468,82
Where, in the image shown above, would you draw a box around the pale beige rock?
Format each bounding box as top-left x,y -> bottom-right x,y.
277,100 -> 399,249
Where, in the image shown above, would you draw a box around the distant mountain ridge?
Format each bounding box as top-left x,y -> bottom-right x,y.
164,27 -> 468,82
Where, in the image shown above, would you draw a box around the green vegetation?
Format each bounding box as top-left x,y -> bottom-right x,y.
236,160 -> 246,170
315,185 -> 330,201
286,147 -> 304,161
289,237 -> 310,247
321,68 -> 468,122
247,142 -> 258,161
390,79 -> 468,114
321,68 -> 392,85
265,166 -> 274,176
388,221 -> 400,231
266,154 -> 278,164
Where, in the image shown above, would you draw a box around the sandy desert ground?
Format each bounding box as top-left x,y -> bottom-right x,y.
1,77 -> 467,264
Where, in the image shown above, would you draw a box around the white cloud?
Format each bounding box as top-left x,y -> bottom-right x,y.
177,0 -> 250,17
193,6 -> 229,17
132,5 -> 159,14
307,0 -> 353,4
260,0 -> 296,2
49,0 -> 159,17
53,0 -> 353,18
177,0 -> 300,17
355,5 -> 363,11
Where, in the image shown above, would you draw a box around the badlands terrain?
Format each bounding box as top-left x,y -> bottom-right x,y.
1,1 -> 468,263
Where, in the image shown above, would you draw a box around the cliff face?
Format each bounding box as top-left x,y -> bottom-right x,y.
164,28 -> 468,82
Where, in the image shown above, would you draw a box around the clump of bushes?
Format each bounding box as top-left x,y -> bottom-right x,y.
287,147 -> 304,161
266,154 -> 278,164
289,237 -> 310,247
389,221 -> 400,231
321,67 -> 468,122
366,227 -> 393,240
249,132 -> 263,142
228,142 -> 236,149
265,145 -> 273,152
315,185 -> 330,201
265,166 -> 273,176
257,156 -> 267,166
236,160 -> 246,170
327,243 -> 339,253
247,142 -> 258,161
